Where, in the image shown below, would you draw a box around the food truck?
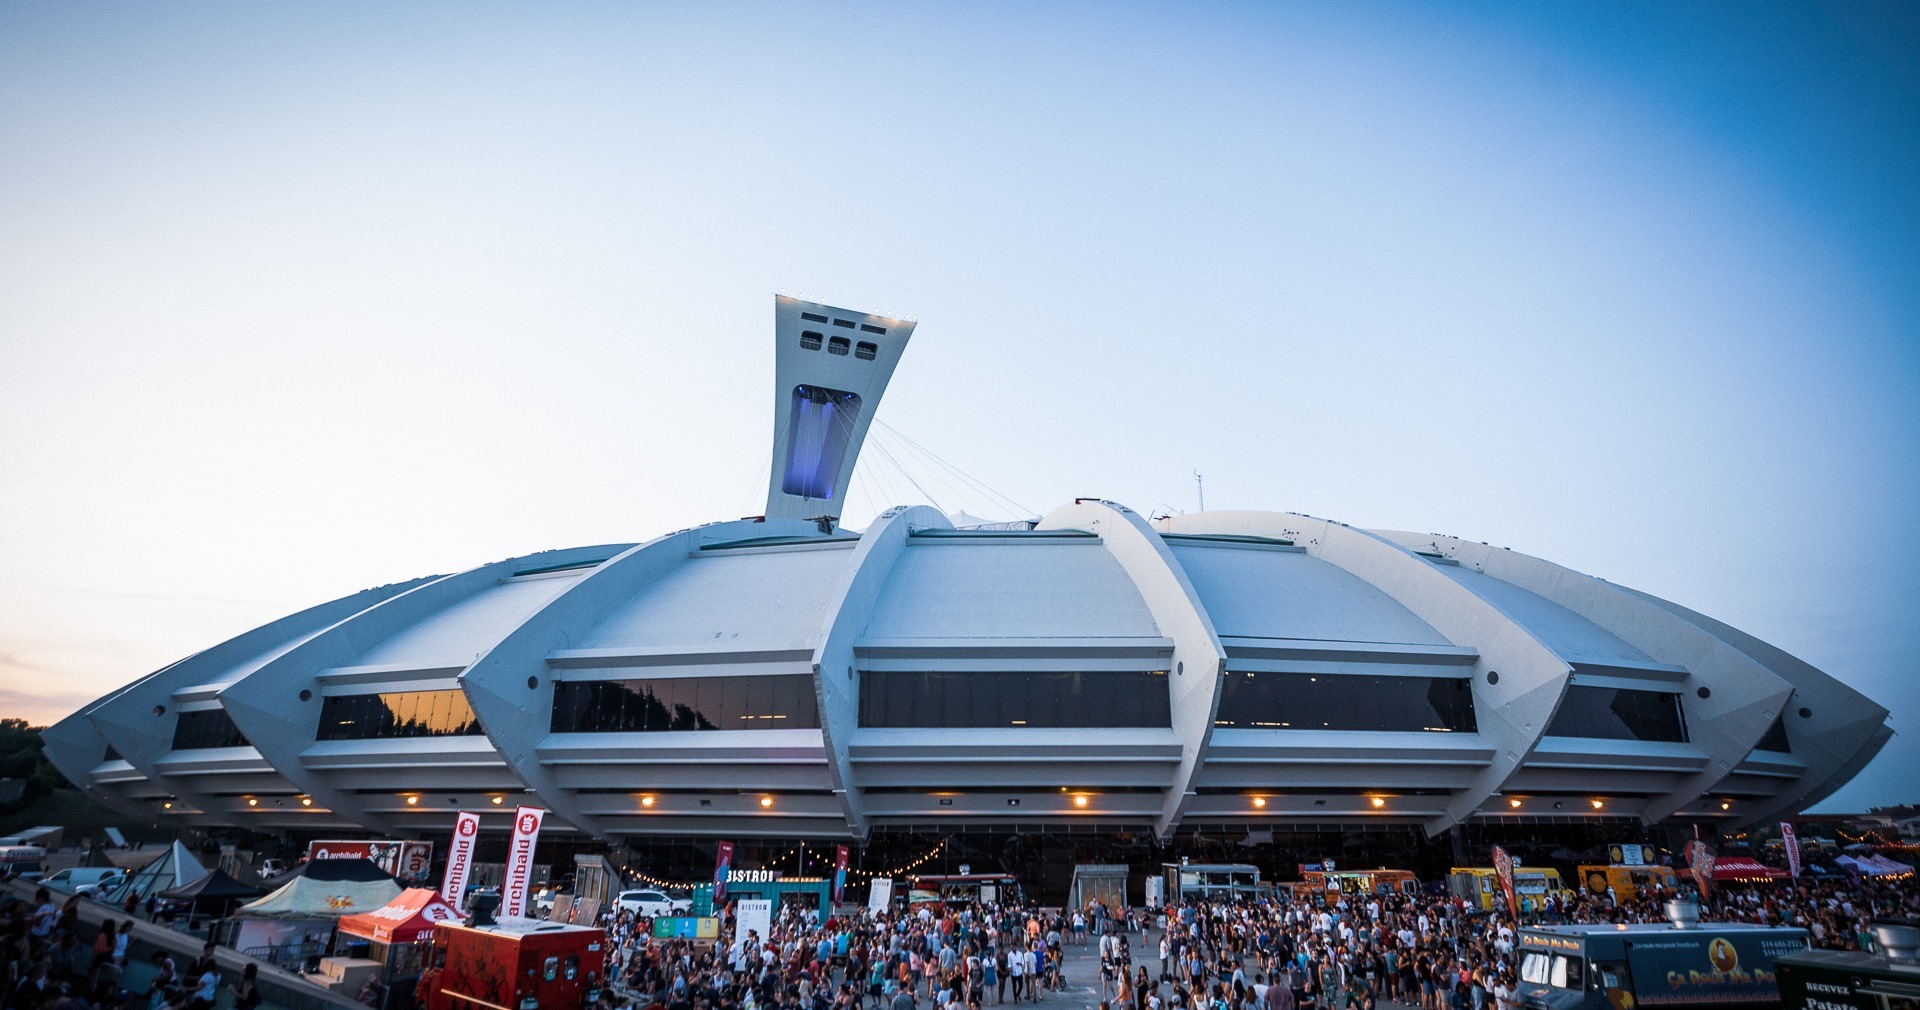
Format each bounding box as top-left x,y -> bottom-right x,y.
423,919 -> 606,1010
1162,863 -> 1262,902
905,873 -> 1027,911
1776,919 -> 1920,1010
1517,914 -> 1808,1010
1289,868 -> 1420,906
1577,864 -> 1679,902
1451,866 -> 1576,912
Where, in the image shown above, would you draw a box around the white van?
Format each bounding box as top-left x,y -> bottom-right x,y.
42,867 -> 125,896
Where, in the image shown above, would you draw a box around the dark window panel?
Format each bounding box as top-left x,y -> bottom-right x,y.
172,709 -> 252,750
315,690 -> 484,741
1211,672 -> 1478,733
550,676 -> 821,732
856,671 -> 1172,728
1755,713 -> 1791,753
1545,685 -> 1688,743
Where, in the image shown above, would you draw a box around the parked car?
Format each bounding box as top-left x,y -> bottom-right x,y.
41,867 -> 125,896
614,889 -> 691,917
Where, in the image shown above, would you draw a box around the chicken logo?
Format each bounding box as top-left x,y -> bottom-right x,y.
326,894 -> 356,909
458,817 -> 479,838
518,811 -> 540,835
1707,937 -> 1739,973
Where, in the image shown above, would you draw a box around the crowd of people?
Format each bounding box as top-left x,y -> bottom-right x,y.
4,862 -> 1917,1010
0,888 -> 262,1010
590,872 -> 1920,1010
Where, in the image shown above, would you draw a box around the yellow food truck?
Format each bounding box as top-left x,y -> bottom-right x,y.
1450,866 -> 1576,912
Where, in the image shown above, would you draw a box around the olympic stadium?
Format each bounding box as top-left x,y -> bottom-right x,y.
41,296 -> 1891,847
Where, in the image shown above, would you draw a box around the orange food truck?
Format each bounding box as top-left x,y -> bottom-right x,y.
423,919 -> 607,1010
1290,868 -> 1421,906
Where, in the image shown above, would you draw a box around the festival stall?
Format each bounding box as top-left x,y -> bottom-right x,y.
157,867 -> 266,928
1709,856 -> 1787,882
1838,853 -> 1916,878
336,888 -> 462,978
227,858 -> 402,970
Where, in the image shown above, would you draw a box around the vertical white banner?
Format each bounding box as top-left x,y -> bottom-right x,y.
735,898 -> 773,946
500,806 -> 545,918
867,877 -> 893,913
443,811 -> 482,911
1780,822 -> 1802,878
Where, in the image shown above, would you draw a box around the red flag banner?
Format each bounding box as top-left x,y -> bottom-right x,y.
442,811 -> 482,911
713,841 -> 735,903
1492,845 -> 1518,919
1781,822 -> 1802,878
501,806 -> 545,917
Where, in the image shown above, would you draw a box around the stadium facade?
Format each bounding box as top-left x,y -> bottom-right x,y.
42,297 -> 1891,844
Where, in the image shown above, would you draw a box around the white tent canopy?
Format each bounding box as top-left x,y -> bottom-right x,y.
237,875 -> 403,920
100,841 -> 207,904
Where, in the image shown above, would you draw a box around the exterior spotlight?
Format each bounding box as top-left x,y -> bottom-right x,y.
1720,800 -> 1732,811
1073,795 -> 1089,808
162,801 -> 173,810
641,795 -> 655,807
1508,797 -> 1522,809
491,795 -> 504,805
759,795 -> 774,808
300,797 -> 313,807
1591,798 -> 1604,810
1252,797 -> 1266,808
246,797 -> 258,807
405,795 -> 419,806
1370,797 -> 1386,809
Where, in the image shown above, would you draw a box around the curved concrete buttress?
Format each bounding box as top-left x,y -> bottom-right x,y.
459,520 -> 826,839
79,577 -> 440,826
1785,724 -> 1892,821
1615,586 -> 1895,828
811,505 -> 954,840
1372,532 -> 1797,824
43,665 -> 185,818
218,547 -> 623,833
1037,500 -> 1226,840
1160,511 -> 1573,836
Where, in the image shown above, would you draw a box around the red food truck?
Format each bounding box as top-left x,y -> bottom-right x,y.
422,919 -> 607,1010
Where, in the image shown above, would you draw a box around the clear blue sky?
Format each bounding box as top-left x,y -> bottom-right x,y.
1,2 -> 1914,810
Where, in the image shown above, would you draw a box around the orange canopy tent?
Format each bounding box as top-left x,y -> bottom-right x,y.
338,888 -> 463,945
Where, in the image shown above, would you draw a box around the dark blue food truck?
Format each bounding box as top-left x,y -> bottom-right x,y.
1776,920 -> 1920,1010
1518,918 -> 1808,1010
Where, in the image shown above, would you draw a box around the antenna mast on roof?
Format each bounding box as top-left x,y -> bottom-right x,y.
1195,470 -> 1206,513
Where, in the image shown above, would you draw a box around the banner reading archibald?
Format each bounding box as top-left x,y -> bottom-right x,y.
1780,822 -> 1802,878
501,806 -> 545,918
1491,844 -> 1518,918
833,846 -> 849,904
443,811 -> 482,911
712,841 -> 735,903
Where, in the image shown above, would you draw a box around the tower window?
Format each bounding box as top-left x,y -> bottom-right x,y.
832,318 -> 856,328
855,341 -> 877,360
828,336 -> 850,355
800,330 -> 823,350
781,385 -> 861,499
860,323 -> 887,335
800,312 -> 829,323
